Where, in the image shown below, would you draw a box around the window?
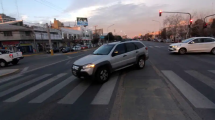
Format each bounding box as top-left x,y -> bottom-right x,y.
93,44 -> 115,55
192,39 -> 203,43
25,31 -> 31,36
202,38 -> 215,42
125,43 -> 136,52
133,42 -> 144,49
113,44 -> 126,55
4,31 -> 12,36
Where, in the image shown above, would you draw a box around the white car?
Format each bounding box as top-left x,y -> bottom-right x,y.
169,37 -> 215,55
0,49 -> 24,67
73,46 -> 81,51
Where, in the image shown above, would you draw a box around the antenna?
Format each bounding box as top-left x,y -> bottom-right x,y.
0,0 -> 4,13
15,0 -> 20,20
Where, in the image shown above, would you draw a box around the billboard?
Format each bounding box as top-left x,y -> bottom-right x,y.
77,17 -> 88,26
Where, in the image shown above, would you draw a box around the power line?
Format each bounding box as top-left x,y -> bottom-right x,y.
34,0 -> 63,12
41,0 -> 64,10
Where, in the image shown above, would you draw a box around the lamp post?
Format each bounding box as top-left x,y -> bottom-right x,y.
107,24 -> 114,43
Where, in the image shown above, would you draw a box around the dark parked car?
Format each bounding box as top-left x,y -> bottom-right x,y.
62,47 -> 72,53
46,48 -> 60,53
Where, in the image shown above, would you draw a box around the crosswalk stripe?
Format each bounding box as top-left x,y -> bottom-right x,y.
209,70 -> 215,74
0,74 -> 51,97
162,70 -> 215,108
185,70 -> 215,90
4,73 -> 67,102
0,74 -> 36,91
58,80 -> 92,104
91,75 -> 118,105
148,46 -> 153,48
0,74 -> 23,84
29,76 -> 76,103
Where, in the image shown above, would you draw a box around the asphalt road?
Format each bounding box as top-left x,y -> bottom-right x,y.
0,42 -> 215,120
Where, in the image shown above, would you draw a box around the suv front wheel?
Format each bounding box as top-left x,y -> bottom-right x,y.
137,56 -> 145,69
96,67 -> 110,83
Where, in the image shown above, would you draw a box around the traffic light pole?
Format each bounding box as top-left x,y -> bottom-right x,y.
46,23 -> 54,56
204,14 -> 215,28
161,11 -> 192,38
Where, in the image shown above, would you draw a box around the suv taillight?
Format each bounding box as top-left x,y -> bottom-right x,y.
145,47 -> 148,50
9,54 -> 13,58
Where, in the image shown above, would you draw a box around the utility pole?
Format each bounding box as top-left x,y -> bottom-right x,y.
46,23 -> 53,55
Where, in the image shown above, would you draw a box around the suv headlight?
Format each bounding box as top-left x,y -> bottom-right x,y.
83,64 -> 95,69
172,45 -> 181,48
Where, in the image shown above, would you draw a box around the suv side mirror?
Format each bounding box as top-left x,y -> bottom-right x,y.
189,41 -> 194,44
0,52 -> 2,55
112,51 -> 119,56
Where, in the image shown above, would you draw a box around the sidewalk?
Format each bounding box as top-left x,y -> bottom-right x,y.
23,52 -> 45,57
0,69 -> 19,77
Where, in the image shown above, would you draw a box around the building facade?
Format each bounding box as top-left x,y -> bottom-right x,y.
0,24 -> 34,53
0,14 -> 16,23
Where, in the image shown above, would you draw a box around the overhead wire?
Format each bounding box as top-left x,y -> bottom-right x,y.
33,0 -> 63,12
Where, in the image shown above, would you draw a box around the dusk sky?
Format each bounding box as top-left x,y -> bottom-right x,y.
1,0 -> 214,37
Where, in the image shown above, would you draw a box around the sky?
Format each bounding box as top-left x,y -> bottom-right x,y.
0,0 -> 215,37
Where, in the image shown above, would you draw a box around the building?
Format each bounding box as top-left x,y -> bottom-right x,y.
0,24 -> 34,53
51,18 -> 64,29
32,26 -> 62,52
0,14 -> 16,23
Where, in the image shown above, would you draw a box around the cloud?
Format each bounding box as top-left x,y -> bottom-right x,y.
21,15 -> 28,20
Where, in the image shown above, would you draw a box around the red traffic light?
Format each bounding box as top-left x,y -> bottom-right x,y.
159,10 -> 162,17
203,23 -> 207,28
190,19 -> 193,24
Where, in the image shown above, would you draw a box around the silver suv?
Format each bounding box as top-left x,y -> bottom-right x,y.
71,41 -> 149,83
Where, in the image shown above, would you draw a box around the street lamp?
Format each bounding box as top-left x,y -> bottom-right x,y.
107,24 -> 115,42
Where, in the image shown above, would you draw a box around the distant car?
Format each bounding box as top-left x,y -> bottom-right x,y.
169,37 -> 215,55
81,46 -> 88,50
62,47 -> 71,53
73,46 -> 81,51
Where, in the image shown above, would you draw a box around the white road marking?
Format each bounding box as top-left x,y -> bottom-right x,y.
162,70 -> 215,108
0,74 -> 23,84
29,76 -> 76,103
0,74 -> 36,91
0,74 -> 51,97
24,54 -> 86,74
66,60 -> 71,65
58,80 -> 92,104
20,67 -> 29,73
67,56 -> 72,59
209,70 -> 215,74
185,70 -> 215,90
91,75 -> 118,105
4,73 -> 67,102
148,46 -> 153,48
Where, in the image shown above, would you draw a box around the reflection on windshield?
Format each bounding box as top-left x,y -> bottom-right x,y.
181,38 -> 194,43
93,44 -> 115,55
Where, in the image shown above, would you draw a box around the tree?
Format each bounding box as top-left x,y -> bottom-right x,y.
161,28 -> 167,39
191,19 -> 204,37
91,38 -> 99,44
211,19 -> 215,36
105,32 -> 114,41
114,35 -> 122,40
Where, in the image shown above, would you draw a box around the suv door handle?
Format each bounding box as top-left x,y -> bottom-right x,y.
136,51 -> 139,53
123,55 -> 127,57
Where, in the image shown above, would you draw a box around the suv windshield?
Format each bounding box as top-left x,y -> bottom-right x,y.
181,38 -> 194,43
93,44 -> 115,55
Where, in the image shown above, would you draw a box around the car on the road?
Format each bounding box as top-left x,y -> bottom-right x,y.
71,41 -> 149,83
62,47 -> 73,53
0,49 -> 24,67
81,45 -> 88,50
73,46 -> 81,51
169,37 -> 215,55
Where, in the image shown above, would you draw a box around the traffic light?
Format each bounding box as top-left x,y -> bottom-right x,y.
203,22 -> 207,29
159,10 -> 162,17
190,19 -> 193,25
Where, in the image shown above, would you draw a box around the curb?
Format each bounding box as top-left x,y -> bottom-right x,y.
0,69 -> 20,78
23,53 -> 45,57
